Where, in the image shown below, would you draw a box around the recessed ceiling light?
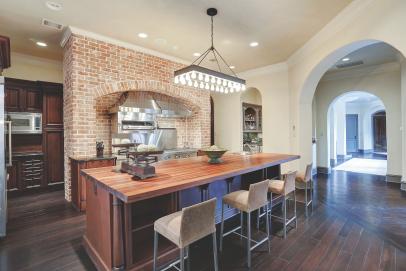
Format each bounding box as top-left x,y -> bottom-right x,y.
229,65 -> 235,69
249,42 -> 259,47
36,41 -> 48,47
342,57 -> 350,62
138,33 -> 148,38
193,52 -> 201,57
45,1 -> 62,11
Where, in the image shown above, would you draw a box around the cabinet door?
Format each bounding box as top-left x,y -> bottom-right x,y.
5,87 -> 20,112
44,130 -> 64,184
6,161 -> 19,191
43,90 -> 63,128
24,88 -> 42,112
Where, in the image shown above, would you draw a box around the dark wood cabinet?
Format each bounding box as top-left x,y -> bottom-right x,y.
5,78 -> 64,195
7,154 -> 44,192
70,157 -> 117,211
5,78 -> 42,112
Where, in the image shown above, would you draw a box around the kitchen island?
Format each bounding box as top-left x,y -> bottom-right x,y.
81,152 -> 299,271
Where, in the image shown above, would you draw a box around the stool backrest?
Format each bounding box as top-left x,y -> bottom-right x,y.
283,171 -> 297,195
304,163 -> 313,182
248,179 -> 270,211
180,198 -> 217,247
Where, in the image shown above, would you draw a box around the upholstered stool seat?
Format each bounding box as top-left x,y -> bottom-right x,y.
268,171 -> 298,239
220,179 -> 270,268
295,163 -> 313,217
222,190 -> 249,212
153,198 -> 218,271
268,180 -> 285,194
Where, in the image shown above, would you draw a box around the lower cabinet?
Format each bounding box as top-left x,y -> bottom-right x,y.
70,157 -> 116,211
43,130 -> 64,185
7,154 -> 44,192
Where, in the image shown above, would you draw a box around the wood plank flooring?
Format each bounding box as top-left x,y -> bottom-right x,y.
1,170 -> 406,271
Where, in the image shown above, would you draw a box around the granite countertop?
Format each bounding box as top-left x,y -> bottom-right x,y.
69,154 -> 117,162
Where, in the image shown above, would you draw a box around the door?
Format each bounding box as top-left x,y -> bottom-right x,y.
346,114 -> 358,153
373,111 -> 387,152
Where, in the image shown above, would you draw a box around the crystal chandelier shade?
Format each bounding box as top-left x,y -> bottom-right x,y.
173,8 -> 246,94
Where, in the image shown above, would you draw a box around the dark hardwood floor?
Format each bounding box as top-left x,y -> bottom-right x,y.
1,170 -> 406,271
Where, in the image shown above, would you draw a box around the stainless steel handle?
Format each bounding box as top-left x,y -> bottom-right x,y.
5,121 -> 12,167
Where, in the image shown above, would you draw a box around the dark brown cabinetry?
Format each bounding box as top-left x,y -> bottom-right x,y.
7,154 -> 44,191
70,157 -> 117,211
40,81 -> 64,186
5,78 -> 64,195
5,78 -> 42,112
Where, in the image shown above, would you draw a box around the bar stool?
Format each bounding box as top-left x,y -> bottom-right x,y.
268,171 -> 297,239
295,163 -> 313,217
219,179 -> 270,268
153,198 -> 218,271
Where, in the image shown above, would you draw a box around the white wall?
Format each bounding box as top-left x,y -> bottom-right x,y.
314,63 -> 402,175
3,52 -> 62,83
401,60 -> 406,186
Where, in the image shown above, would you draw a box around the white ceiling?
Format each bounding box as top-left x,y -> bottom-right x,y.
329,42 -> 401,72
340,92 -> 381,104
0,0 -> 353,72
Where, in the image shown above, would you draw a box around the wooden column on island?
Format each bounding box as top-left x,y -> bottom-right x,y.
81,153 -> 299,271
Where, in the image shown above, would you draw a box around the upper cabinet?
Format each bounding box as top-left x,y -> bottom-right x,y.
242,103 -> 262,132
39,81 -> 63,128
5,78 -> 42,112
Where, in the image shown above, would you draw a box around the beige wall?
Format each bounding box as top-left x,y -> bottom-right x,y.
314,63 -> 402,175
3,52 -> 62,83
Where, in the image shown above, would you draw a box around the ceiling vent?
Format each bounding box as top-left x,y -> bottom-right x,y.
41,18 -> 63,30
336,60 -> 364,69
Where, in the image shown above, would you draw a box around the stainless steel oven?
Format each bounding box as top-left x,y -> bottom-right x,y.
6,112 -> 42,134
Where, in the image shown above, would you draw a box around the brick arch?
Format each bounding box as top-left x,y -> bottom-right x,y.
93,80 -> 201,112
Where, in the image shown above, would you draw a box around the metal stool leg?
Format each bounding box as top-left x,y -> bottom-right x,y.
265,204 -> 271,253
247,212 -> 251,268
212,233 -> 218,271
240,211 -> 243,239
153,231 -> 158,271
311,179 -> 314,213
180,248 -> 185,271
269,193 -> 273,234
305,182 -> 308,217
220,203 -> 224,252
186,246 -> 190,271
256,208 -> 261,229
294,190 -> 297,229
283,196 -> 287,239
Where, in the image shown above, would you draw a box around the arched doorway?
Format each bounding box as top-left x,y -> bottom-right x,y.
323,91 -> 387,176
298,41 -> 405,179
241,87 -> 262,153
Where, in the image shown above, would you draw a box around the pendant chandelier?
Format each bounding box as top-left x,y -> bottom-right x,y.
174,8 -> 246,94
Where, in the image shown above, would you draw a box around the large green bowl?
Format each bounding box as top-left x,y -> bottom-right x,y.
201,149 -> 228,164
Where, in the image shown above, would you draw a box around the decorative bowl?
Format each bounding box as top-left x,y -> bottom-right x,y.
201,146 -> 228,164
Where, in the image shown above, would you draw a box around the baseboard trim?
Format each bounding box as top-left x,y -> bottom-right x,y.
317,166 -> 331,175
359,149 -> 373,154
386,175 -> 402,183
337,154 -> 352,160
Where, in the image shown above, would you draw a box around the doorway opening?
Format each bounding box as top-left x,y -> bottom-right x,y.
326,91 -> 387,176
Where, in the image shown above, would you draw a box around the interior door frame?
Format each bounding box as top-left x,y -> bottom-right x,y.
372,110 -> 387,152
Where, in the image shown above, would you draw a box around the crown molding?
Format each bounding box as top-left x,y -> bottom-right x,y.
238,62 -> 288,78
287,0 -> 376,67
60,26 -> 190,65
321,61 -> 400,82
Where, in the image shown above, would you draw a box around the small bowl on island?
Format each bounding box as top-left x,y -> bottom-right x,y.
201,145 -> 228,164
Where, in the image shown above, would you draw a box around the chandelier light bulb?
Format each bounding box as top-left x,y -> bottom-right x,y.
185,73 -> 190,81
216,85 -> 220,92
191,71 -> 197,79
194,81 -> 198,88
230,88 -> 234,93
198,73 -> 203,81
220,86 -> 224,93
188,80 -> 192,86
223,80 -> 227,87
199,82 -> 204,89
225,88 -> 229,94
205,75 -> 210,82
211,77 -> 216,83
210,85 -> 215,91
205,83 -> 210,90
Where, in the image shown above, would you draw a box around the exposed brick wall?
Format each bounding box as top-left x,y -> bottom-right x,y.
63,34 -> 210,201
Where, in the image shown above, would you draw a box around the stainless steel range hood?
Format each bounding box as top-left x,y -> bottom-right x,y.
109,91 -> 192,118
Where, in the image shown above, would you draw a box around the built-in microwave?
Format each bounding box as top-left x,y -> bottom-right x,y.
5,112 -> 42,134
